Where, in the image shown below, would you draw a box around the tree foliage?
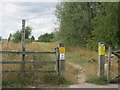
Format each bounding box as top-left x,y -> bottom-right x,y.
55,2 -> 99,47
0,37 -> 2,41
8,33 -> 12,42
38,33 -> 54,42
55,2 -> 119,50
10,26 -> 33,43
90,3 -> 119,49
12,31 -> 21,43
30,36 -> 35,42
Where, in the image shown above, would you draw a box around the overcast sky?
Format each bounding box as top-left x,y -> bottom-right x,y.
0,1 -> 59,40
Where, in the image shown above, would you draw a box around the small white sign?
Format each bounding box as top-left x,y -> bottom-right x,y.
60,53 -> 65,60
100,43 -> 104,46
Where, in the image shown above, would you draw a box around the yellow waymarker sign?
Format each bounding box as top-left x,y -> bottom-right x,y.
99,46 -> 105,55
59,47 -> 65,53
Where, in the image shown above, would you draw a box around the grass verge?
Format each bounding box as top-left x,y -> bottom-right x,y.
86,76 -> 108,85
40,73 -> 73,87
2,77 -> 33,88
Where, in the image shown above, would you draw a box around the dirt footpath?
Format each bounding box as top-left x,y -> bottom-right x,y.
67,62 -> 118,88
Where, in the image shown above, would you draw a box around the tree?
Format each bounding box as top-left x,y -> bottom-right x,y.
31,36 -> 35,42
8,33 -> 12,42
55,2 -> 119,50
24,26 -> 32,39
0,37 -> 2,41
55,2 -> 100,47
38,33 -> 54,42
12,31 -> 21,43
90,3 -> 119,49
12,26 -> 32,43
118,2 -> 120,49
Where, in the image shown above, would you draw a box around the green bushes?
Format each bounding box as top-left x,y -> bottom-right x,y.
37,33 -> 54,42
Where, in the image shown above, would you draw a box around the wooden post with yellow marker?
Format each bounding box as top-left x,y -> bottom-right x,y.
58,43 -> 65,76
98,42 -> 105,78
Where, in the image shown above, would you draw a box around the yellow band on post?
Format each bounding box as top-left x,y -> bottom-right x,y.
99,46 -> 105,55
59,47 -> 65,54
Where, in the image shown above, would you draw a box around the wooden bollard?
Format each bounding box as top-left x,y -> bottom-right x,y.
98,42 -> 105,78
58,43 -> 65,76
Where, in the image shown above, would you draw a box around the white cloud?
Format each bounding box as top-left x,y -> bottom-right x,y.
1,2 -> 58,39
27,16 -> 57,40
3,0 -> 118,2
28,17 -> 53,25
3,0 -> 61,2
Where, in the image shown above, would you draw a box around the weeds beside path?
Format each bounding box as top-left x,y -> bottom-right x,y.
67,62 -> 118,88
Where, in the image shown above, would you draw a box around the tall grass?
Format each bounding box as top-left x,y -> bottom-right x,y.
2,40 -> 118,87
66,46 -> 118,84
2,40 -> 69,88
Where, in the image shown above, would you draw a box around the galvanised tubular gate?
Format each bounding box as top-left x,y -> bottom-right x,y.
0,50 -> 58,73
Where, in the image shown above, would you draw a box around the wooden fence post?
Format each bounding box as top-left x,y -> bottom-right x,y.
0,40 -> 2,90
107,46 -> 112,82
98,42 -> 105,78
118,58 -> 120,85
58,43 -> 65,76
21,19 -> 26,73
55,47 -> 59,75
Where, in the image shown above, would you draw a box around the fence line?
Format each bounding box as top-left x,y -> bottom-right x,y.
0,61 -> 56,64
1,20 -> 65,76
2,70 -> 56,73
1,50 -> 57,73
0,51 -> 56,54
1,44 -> 65,75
